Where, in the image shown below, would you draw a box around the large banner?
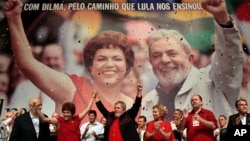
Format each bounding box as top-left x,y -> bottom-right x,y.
0,0 -> 249,123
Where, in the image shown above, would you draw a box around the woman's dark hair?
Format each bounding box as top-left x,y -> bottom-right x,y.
83,30 -> 134,75
62,102 -> 76,115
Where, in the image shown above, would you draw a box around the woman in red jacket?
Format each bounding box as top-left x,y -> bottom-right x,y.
144,104 -> 175,141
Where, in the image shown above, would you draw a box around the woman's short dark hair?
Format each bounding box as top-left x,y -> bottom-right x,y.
62,102 -> 76,115
83,30 -> 134,75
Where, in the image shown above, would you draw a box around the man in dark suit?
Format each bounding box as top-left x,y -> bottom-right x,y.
9,97 -> 50,141
95,84 -> 143,141
226,98 -> 250,141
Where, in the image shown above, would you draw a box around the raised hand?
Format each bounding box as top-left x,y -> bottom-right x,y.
3,0 -> 23,19
183,108 -> 189,119
16,108 -> 23,116
154,122 -> 161,131
201,0 -> 230,24
137,83 -> 143,90
91,131 -> 97,137
214,130 -> 219,136
193,114 -> 201,121
92,90 -> 97,98
137,83 -> 143,95
235,115 -> 241,125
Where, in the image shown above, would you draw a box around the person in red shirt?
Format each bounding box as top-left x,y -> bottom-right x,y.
179,95 -> 217,141
32,90 -> 97,141
144,104 -> 175,141
95,84 -> 143,141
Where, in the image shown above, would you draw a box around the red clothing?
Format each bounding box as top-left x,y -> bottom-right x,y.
70,74 -> 121,123
70,74 -> 140,124
69,74 -> 95,124
108,118 -> 123,141
146,120 -> 175,141
185,108 -> 218,141
57,115 -> 81,141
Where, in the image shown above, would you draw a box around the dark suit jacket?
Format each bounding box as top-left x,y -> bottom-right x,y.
226,113 -> 250,141
9,112 -> 50,141
96,96 -> 141,141
228,113 -> 250,126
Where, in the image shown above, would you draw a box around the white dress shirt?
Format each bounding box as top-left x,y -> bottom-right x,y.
80,121 -> 104,141
30,113 -> 40,137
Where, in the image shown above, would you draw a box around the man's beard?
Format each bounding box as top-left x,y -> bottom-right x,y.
115,112 -> 122,117
191,102 -> 198,107
156,62 -> 190,88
